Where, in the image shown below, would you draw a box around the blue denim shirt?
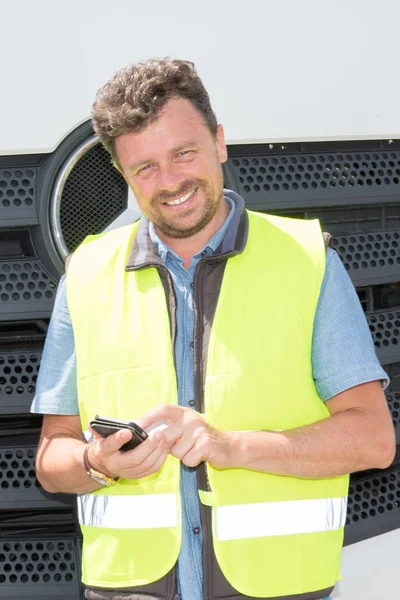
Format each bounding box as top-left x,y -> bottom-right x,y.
32,192 -> 388,600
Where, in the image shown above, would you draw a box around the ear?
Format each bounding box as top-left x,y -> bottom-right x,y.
215,124 -> 228,164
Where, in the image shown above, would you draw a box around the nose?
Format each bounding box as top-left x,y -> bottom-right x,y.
157,161 -> 186,192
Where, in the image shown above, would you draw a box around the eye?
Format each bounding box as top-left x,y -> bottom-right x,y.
137,163 -> 153,175
177,150 -> 194,158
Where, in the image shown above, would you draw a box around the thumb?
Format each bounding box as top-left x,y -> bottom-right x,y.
100,428 -> 133,454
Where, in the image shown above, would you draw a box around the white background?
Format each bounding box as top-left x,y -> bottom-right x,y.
1,0 -> 400,153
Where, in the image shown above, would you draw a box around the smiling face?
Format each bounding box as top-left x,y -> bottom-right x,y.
114,97 -> 228,240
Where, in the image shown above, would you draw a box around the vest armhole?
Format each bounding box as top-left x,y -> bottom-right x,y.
64,253 -> 72,273
323,232 -> 332,250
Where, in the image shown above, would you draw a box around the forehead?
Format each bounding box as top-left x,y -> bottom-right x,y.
115,97 -> 213,166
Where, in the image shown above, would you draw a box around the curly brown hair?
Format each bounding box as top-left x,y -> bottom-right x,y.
91,58 -> 218,164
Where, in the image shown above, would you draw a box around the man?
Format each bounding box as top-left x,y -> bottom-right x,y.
32,58 -> 395,600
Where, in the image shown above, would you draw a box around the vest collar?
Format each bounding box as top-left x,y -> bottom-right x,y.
125,189 -> 249,271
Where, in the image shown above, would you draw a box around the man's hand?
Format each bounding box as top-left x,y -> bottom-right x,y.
88,426 -> 170,480
139,405 -> 237,469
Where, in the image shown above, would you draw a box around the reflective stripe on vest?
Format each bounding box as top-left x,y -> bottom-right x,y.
77,493 -> 178,529
201,495 -> 347,541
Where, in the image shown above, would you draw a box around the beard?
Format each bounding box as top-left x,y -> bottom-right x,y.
149,170 -> 224,239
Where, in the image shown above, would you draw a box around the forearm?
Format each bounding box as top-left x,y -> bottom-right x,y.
35,435 -> 102,494
231,407 -> 394,478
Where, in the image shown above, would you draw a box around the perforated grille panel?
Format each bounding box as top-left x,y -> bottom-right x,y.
227,148 -> 400,210
0,168 -> 36,211
0,441 -> 74,509
332,232 -> 400,271
345,463 -> 400,545
330,231 -> 400,286
0,351 -> 41,414
347,472 -> 400,526
0,261 -> 57,304
0,537 -> 81,597
231,151 -> 400,193
366,309 -> 400,365
0,447 -> 39,492
60,143 -> 127,252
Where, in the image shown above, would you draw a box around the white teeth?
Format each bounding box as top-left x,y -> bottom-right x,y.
165,189 -> 196,206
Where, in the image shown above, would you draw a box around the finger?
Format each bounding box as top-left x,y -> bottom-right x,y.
130,448 -> 170,479
137,404 -> 184,430
162,422 -> 184,448
180,446 -> 203,468
170,433 -> 196,461
126,444 -> 168,478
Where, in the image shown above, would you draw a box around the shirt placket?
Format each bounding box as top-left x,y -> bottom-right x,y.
167,253 -> 204,599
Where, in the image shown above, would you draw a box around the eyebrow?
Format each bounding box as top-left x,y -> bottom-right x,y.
129,142 -> 199,173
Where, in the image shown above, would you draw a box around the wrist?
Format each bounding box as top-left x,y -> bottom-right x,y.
227,431 -> 245,468
84,442 -> 119,486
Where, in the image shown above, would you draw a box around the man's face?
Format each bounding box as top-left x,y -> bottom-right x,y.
114,97 -> 228,239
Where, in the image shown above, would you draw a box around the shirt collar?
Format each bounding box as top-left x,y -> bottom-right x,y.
148,196 -> 235,265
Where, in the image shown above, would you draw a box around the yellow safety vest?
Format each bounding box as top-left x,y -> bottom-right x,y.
67,210 -> 349,597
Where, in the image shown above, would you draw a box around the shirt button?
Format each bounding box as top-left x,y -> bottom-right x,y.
190,341 -> 194,349
201,250 -> 207,257
190,282 -> 194,288
193,526 -> 201,535
188,400 -> 195,407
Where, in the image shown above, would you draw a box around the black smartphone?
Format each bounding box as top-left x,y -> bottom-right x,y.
89,415 -> 148,452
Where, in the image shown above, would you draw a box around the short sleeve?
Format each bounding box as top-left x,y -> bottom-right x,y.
312,248 -> 389,401
30,275 -> 79,415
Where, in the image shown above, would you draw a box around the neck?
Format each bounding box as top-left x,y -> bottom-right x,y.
156,199 -> 229,269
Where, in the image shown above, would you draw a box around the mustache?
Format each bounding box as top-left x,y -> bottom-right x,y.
155,180 -> 202,204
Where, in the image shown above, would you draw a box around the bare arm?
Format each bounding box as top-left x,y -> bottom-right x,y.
233,380 -> 396,477
139,380 -> 396,478
35,415 -> 101,494
35,414 -> 170,493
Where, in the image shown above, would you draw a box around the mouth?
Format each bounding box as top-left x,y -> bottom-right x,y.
162,188 -> 198,208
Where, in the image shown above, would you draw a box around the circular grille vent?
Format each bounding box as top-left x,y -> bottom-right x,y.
0,168 -> 35,209
51,136 -> 127,256
0,539 -> 78,584
231,151 -> 400,193
346,471 -> 400,525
